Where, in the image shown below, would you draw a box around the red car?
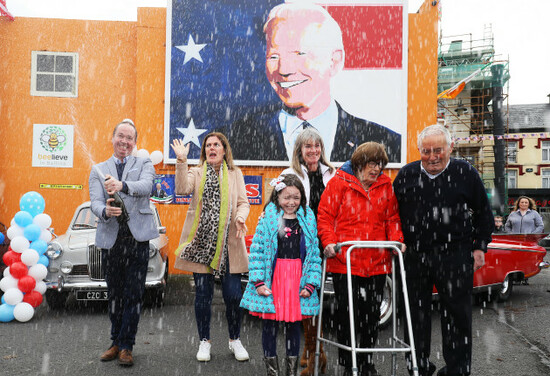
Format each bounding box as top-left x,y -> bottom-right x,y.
244,233 -> 549,326
475,233 -> 549,302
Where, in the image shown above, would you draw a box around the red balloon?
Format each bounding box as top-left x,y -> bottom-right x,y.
17,275 -> 36,293
2,250 -> 21,267
9,261 -> 28,279
23,290 -> 43,308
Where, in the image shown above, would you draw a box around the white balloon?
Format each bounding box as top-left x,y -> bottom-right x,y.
137,148 -> 150,159
34,281 -> 47,295
0,275 -> 18,292
28,264 -> 48,281
150,150 -> 163,165
39,229 -> 52,243
14,302 -> 35,322
7,225 -> 24,240
21,249 -> 40,266
3,267 -> 10,278
3,287 -> 24,305
10,236 -> 30,253
33,213 -> 52,229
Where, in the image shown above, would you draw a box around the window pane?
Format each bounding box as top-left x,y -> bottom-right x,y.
543,179 -> 550,189
36,55 -> 55,72
55,56 -> 73,73
55,75 -> 73,92
36,74 -> 55,91
543,149 -> 549,161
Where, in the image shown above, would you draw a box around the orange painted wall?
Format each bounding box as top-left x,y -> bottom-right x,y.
408,0 -> 439,162
0,17 -> 137,234
0,1 -> 438,275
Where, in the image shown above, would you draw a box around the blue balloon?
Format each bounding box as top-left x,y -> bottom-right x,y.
0,304 -> 15,323
38,255 -> 50,267
30,239 -> 48,255
1,296 -> 5,304
19,191 -> 46,217
14,211 -> 34,227
23,224 -> 42,242
0,232 -> 4,244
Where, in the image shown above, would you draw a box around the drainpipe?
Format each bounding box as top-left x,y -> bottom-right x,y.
491,64 -> 507,215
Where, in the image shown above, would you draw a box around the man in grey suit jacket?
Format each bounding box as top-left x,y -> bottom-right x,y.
89,119 -> 158,367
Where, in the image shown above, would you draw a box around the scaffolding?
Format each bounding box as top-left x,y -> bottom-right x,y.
437,25 -> 510,195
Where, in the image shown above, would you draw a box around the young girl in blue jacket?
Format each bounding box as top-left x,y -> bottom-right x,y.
240,174 -> 322,376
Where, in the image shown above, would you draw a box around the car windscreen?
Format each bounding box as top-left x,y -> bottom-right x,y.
72,207 -> 98,230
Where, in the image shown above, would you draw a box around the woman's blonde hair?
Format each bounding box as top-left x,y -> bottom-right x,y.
290,128 -> 334,178
513,196 -> 537,211
199,132 -> 235,170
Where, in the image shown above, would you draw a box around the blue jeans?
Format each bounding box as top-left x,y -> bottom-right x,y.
193,271 -> 243,340
102,235 -> 149,351
262,319 -> 301,357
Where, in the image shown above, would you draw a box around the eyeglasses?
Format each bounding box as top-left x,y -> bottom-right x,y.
367,161 -> 383,169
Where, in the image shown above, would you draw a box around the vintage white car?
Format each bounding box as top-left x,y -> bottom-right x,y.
44,201 -> 169,309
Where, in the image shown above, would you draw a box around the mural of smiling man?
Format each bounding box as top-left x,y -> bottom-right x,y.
223,2 -> 401,163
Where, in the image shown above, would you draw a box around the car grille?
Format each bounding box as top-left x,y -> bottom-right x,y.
69,264 -> 89,276
88,245 -> 104,280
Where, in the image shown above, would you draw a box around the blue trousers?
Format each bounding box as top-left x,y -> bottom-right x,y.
102,234 -> 149,351
262,319 -> 301,357
193,271 -> 243,340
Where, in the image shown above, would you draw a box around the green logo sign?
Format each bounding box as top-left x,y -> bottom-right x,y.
40,126 -> 67,152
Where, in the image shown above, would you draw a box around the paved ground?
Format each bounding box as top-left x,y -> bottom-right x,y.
1,267 -> 550,375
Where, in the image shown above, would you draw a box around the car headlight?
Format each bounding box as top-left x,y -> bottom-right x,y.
60,261 -> 73,274
149,244 -> 158,259
46,242 -> 63,259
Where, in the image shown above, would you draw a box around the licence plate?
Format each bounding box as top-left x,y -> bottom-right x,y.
76,290 -> 109,301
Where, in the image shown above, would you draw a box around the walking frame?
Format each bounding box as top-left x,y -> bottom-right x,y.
314,241 -> 419,376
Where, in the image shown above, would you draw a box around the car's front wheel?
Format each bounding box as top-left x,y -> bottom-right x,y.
379,276 -> 393,328
45,290 -> 68,310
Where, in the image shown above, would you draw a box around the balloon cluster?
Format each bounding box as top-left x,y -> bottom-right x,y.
134,148 -> 163,166
0,192 -> 51,323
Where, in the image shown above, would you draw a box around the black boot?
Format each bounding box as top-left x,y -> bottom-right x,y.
286,356 -> 299,376
265,356 -> 279,376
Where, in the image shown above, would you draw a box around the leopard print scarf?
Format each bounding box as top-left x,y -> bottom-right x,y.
180,162 -> 231,275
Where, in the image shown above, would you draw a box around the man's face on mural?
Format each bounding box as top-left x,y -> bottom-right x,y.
265,18 -> 341,116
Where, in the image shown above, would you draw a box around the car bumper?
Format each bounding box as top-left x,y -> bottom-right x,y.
46,275 -> 165,292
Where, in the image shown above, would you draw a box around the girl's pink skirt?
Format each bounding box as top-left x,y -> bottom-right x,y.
251,258 -> 310,322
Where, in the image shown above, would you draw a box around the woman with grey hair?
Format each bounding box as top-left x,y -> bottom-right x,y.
280,128 -> 335,375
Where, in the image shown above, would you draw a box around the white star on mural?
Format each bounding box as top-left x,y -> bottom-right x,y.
175,35 -> 207,64
176,119 -> 207,149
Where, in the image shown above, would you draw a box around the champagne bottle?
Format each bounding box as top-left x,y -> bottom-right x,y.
105,178 -> 129,223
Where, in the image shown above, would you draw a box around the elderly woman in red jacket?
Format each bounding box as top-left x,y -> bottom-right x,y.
317,142 -> 404,376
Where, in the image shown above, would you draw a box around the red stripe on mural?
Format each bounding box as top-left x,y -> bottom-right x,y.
326,5 -> 403,70
0,0 -> 15,20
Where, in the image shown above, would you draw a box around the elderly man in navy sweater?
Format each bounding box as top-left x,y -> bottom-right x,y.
393,124 -> 494,376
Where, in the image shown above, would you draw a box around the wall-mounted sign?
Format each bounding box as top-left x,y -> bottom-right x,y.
39,184 -> 82,190
32,124 -> 74,168
151,174 -> 175,204
244,175 -> 262,205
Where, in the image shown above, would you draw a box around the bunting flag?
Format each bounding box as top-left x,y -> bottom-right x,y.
453,133 -> 550,143
0,0 -> 14,20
